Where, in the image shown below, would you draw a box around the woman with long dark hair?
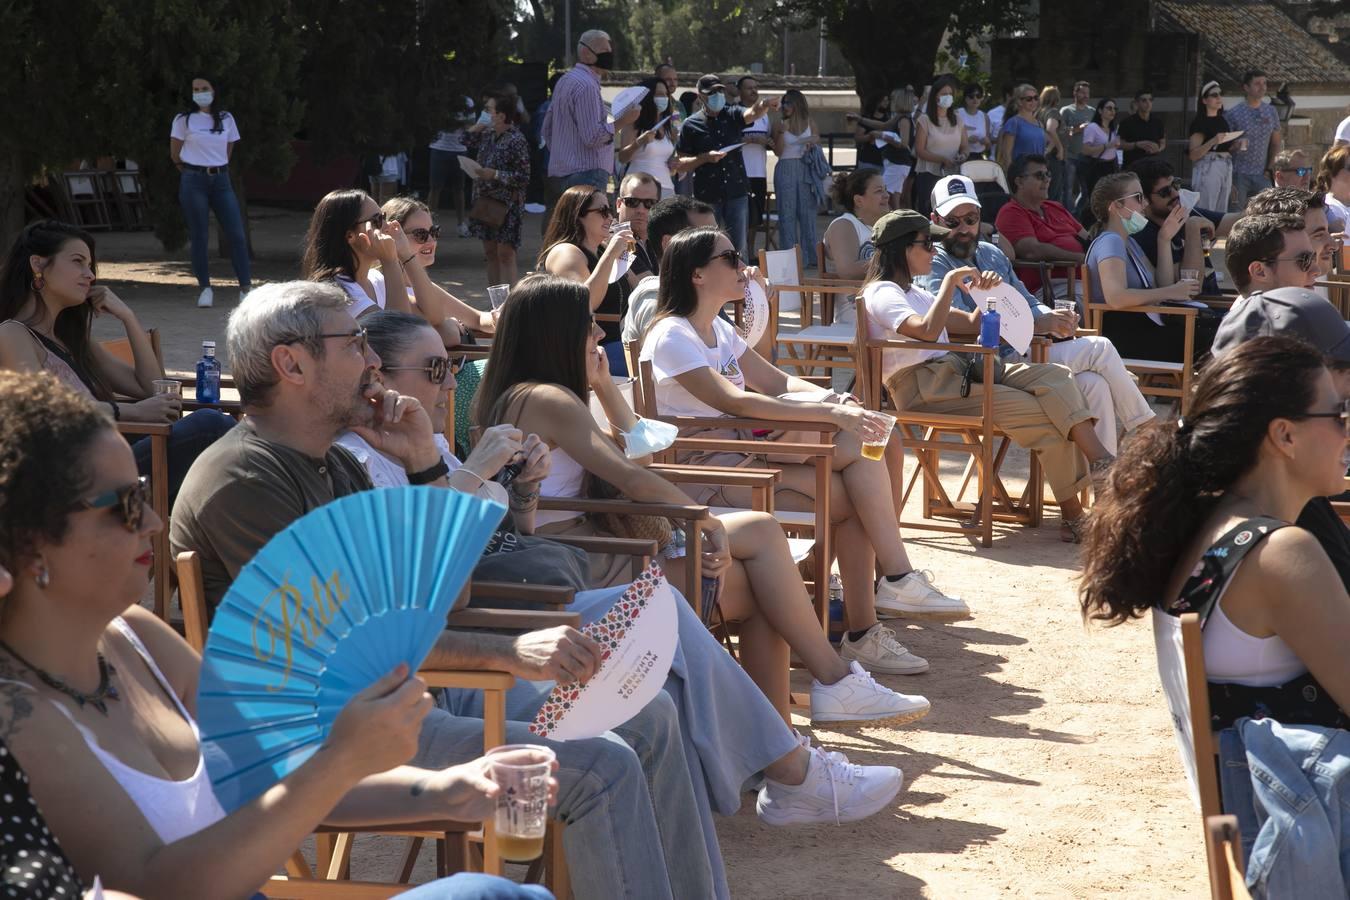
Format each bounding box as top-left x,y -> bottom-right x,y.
474,275 -> 932,721
168,76 -> 250,309
539,185 -> 631,372
618,77 -> 682,195
300,188 -> 418,320
860,209 -> 1113,542
1078,97 -> 1122,208
382,196 -> 495,340
912,74 -> 968,217
0,220 -> 233,505
1188,81 -> 1238,212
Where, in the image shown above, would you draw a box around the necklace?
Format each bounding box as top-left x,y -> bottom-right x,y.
0,638 -> 120,715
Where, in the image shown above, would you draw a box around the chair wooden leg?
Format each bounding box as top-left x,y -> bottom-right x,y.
324,832 -> 354,881
285,849 -> 315,879
397,837 -> 424,883
546,822 -> 571,900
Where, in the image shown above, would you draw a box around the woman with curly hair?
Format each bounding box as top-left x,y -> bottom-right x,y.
0,371 -> 552,900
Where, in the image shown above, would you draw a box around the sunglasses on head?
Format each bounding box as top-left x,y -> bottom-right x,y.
356,211 -> 387,231
76,476 -> 150,532
707,248 -> 743,268
943,212 -> 981,229
382,355 -> 451,385
619,196 -> 657,210
406,225 -> 442,244
1265,251 -> 1317,273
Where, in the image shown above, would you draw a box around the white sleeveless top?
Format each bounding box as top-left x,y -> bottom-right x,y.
536,447 -> 587,527
335,269 -> 386,319
627,135 -> 676,192
779,125 -> 812,160
1203,594 -> 1306,688
45,618 -> 226,843
836,212 -> 871,246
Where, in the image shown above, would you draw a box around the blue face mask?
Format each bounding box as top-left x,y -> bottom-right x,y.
704,93 -> 726,114
192,90 -> 214,108
1121,208 -> 1149,235
654,96 -> 669,113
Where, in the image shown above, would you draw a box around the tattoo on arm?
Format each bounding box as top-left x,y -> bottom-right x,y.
0,657 -> 35,741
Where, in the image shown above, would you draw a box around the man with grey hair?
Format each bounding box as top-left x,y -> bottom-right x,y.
541,28 -> 639,205
170,280 -> 723,899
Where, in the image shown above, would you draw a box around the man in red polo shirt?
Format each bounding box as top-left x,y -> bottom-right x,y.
994,153 -> 1090,298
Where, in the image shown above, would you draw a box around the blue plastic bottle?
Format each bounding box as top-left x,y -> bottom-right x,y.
196,340 -> 221,404
979,300 -> 1001,349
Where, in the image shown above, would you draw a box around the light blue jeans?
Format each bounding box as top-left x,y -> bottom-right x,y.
394,873 -> 553,899
178,169 -> 251,290
708,194 -> 749,261
773,157 -> 819,267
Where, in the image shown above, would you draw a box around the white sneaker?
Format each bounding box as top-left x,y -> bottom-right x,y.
810,660 -> 930,726
874,569 -> 970,620
239,287 -> 250,303
757,743 -> 903,826
456,221 -> 471,238
196,287 -> 214,308
840,623 -> 930,675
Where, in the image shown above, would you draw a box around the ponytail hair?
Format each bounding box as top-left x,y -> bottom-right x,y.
1088,172 -> 1140,237
1079,335 -> 1328,625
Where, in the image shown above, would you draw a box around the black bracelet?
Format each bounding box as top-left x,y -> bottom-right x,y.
406,459 -> 450,486
109,399 -> 120,421
401,254 -> 416,266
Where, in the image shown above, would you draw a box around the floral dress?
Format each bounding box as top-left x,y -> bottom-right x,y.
464,126 -> 530,248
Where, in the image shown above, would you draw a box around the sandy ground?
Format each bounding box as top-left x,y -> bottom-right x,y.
92,207 -> 1207,898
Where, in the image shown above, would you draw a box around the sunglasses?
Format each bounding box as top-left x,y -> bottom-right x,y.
76,476 -> 150,532
356,211 -> 387,231
286,327 -> 369,355
1023,170 -> 1052,182
707,248 -> 743,268
909,238 -> 937,252
1265,251 -> 1318,273
1297,399 -> 1350,436
1152,179 -> 1181,199
406,225 -> 442,244
382,355 -> 451,385
1114,191 -> 1145,206
619,197 -> 657,210
1278,167 -> 1313,178
1019,95 -> 1038,103
580,205 -> 614,220
943,212 -> 981,229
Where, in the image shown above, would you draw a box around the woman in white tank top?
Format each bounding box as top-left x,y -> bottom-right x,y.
772,89 -> 823,267
0,373 -> 549,899
618,78 -> 685,194
822,169 -> 891,329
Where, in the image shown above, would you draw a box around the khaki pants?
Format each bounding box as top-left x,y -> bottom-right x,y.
886,355 -> 1093,502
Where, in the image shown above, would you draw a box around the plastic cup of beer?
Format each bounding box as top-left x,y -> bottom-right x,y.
861,410 -> 896,461
487,283 -> 510,311
487,744 -> 555,861
1180,268 -> 1202,293
152,379 -> 182,397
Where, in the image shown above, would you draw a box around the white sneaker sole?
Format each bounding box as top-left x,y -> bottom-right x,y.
809,702 -> 930,728
875,601 -> 971,621
757,770 -> 904,826
838,649 -> 930,675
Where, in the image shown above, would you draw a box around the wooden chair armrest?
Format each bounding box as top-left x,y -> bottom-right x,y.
1085,302 -> 1199,317
650,464 -> 781,487
416,668 -> 515,690
672,436 -> 835,456
867,338 -> 1002,354
548,534 -> 660,558
469,581 -> 575,606
656,414 -> 840,434
1074,328 -> 1099,336
447,608 -> 581,629
537,496 -> 711,521
116,421 -> 172,437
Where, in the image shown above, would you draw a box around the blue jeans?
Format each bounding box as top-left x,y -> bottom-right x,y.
178,169 -> 251,290
560,168 -> 611,193
394,873 -> 553,899
773,158 -> 818,267
708,194 -> 749,260
131,408 -> 235,508
1231,171 -> 1271,212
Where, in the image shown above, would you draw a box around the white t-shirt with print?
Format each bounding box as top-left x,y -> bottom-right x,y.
640,315 -> 747,418
170,111 -> 240,167
336,269 -> 387,319
862,280 -> 947,382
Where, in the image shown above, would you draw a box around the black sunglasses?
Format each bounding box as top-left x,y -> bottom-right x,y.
407,225 -> 442,244
943,212 -> 981,229
580,205 -> 614,220
1152,179 -> 1181,199
356,211 -> 387,231
382,355 -> 451,385
909,237 -> 937,251
1023,170 -> 1052,182
1265,251 -> 1317,273
619,197 -> 657,210
707,249 -> 743,268
1279,167 -> 1313,178
76,476 -> 150,532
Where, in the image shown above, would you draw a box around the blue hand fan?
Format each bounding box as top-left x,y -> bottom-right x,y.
196,487 -> 505,811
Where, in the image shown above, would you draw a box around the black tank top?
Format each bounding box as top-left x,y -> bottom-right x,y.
581,245 -> 624,344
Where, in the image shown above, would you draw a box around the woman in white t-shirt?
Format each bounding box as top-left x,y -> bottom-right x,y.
860,209 -> 1114,542
639,226 -> 972,672
300,189 -> 416,320
168,77 -> 250,309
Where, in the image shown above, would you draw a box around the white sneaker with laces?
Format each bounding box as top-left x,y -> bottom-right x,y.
196,287 -> 214,308
757,744 -> 903,826
874,569 -> 970,620
810,660 -> 930,726
840,623 -> 930,675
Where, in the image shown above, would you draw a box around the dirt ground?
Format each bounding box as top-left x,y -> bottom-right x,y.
92,207 -> 1207,898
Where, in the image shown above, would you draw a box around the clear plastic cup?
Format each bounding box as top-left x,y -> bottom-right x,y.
487,283 -> 511,310
152,379 -> 182,397
861,410 -> 896,461
487,744 -> 555,861
1180,268 -> 1202,294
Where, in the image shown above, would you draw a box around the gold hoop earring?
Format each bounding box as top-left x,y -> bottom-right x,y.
31,273 -> 45,293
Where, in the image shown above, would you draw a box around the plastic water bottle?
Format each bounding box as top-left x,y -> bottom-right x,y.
196,340 -> 221,404
979,300 -> 1001,349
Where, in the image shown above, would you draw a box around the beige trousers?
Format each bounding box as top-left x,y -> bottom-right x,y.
885,355 -> 1093,501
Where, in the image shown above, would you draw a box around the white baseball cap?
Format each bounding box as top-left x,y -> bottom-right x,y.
931,175 -> 981,218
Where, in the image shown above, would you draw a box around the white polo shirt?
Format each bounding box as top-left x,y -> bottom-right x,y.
170,111 -> 240,167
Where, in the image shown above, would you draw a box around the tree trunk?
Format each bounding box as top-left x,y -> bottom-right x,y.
0,158 -> 25,251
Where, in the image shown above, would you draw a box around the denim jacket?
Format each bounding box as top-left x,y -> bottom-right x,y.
1218,717 -> 1350,898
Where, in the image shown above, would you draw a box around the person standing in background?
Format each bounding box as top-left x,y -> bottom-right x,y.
168,76 -> 250,309
1038,86 -> 1069,206
464,84 -> 531,288
738,75 -> 773,248
987,83 -> 1013,143
655,63 -> 686,122
618,77 -> 681,197
1225,69 -> 1284,211
427,98 -> 474,234
957,83 -> 991,160
912,74 -> 968,218
1188,81 -> 1239,211
772,89 -> 822,267
1059,81 -> 1095,211
541,29 -> 640,198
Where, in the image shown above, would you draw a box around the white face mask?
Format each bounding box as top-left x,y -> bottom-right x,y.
476,111 -> 493,127
192,90 -> 214,108
654,96 -> 669,113
937,94 -> 954,109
